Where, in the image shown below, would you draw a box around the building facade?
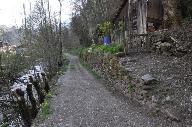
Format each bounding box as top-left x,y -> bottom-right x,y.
112,0 -> 163,52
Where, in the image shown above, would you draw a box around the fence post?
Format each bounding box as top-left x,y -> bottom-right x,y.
15,89 -> 31,127
41,72 -> 50,93
29,76 -> 45,104
26,83 -> 38,118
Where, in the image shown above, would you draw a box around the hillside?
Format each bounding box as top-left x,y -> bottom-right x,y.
0,25 -> 21,46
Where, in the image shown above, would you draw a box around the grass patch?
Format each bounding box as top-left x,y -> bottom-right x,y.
95,43 -> 123,54
40,99 -> 50,119
39,92 -> 53,120
46,91 -> 54,98
128,83 -> 135,93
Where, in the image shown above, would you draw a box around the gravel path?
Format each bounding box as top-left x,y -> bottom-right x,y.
37,55 -> 181,127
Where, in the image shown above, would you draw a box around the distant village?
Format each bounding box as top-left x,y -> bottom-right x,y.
0,26 -> 23,54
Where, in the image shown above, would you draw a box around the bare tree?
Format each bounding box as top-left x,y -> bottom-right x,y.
71,0 -> 121,45
58,0 -> 63,66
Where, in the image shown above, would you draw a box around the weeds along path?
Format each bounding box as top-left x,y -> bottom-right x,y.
36,54 -> 181,127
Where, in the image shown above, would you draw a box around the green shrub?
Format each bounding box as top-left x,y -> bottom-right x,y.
96,43 -> 123,54
128,83 -> 135,93
40,100 -> 50,119
79,43 -> 123,57
98,21 -> 112,36
40,91 -> 54,119
0,122 -> 9,127
87,44 -> 123,54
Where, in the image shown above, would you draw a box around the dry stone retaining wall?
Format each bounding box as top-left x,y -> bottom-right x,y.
148,27 -> 192,56
80,50 -> 155,105
80,50 -> 191,124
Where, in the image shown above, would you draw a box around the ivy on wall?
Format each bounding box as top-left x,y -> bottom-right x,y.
98,21 -> 112,36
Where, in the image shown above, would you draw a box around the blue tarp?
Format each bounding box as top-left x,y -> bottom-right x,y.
104,35 -> 111,45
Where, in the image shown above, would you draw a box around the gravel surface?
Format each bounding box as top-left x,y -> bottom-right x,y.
36,55 -> 181,127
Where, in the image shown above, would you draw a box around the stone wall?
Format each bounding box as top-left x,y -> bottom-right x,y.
148,27 -> 192,56
81,50 -> 126,92
80,49 -> 191,123
80,50 -> 155,105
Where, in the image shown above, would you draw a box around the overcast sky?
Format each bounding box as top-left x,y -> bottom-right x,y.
0,0 -> 73,27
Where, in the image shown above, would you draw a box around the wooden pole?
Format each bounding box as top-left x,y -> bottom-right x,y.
29,76 -> 45,104
26,83 -> 38,118
125,0 -> 131,54
41,72 -> 50,93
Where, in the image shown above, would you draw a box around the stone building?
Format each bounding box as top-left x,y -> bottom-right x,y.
112,0 -> 164,52
113,0 -> 163,33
